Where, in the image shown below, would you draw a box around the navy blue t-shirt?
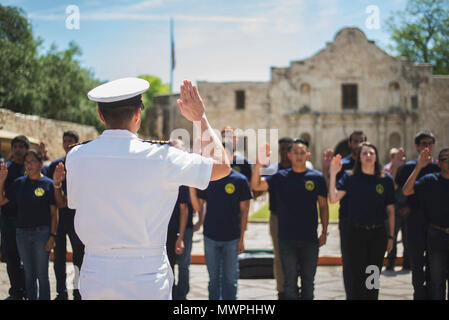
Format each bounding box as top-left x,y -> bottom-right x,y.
5,176 -> 56,228
337,154 -> 355,221
395,160 -> 440,211
168,186 -> 193,232
231,154 -> 252,182
337,172 -> 395,226
414,173 -> 449,228
265,169 -> 327,242
45,157 -> 76,216
197,170 -> 252,241
265,163 -> 291,213
1,161 -> 26,218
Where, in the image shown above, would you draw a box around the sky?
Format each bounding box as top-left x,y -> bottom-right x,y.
3,0 -> 408,91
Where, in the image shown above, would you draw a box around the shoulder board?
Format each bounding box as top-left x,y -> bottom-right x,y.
142,140 -> 172,145
68,140 -> 92,150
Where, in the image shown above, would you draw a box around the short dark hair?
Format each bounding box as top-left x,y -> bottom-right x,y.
24,149 -> 43,162
288,138 -> 309,151
414,131 -> 435,145
63,130 -> 79,143
438,147 -> 449,159
278,137 -> 293,145
11,135 -> 30,149
349,131 -> 367,143
99,105 -> 140,127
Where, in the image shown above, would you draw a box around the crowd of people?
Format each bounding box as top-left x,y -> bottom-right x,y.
0,126 -> 448,300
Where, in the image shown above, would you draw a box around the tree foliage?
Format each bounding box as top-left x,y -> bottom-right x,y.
386,0 -> 449,74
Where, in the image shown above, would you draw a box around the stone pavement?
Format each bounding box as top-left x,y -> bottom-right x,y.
0,221 -> 413,300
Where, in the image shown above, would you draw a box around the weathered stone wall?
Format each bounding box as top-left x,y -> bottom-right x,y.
0,108 -> 99,161
151,27 -> 449,170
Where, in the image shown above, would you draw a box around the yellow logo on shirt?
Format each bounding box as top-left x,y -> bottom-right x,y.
225,183 -> 236,194
34,187 -> 45,197
305,180 -> 315,191
232,165 -> 241,173
376,184 -> 384,195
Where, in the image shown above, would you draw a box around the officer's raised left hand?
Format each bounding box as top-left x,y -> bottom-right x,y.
177,80 -> 205,122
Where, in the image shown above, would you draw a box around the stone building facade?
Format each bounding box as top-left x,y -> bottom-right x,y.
152,28 -> 449,169
0,108 -> 98,161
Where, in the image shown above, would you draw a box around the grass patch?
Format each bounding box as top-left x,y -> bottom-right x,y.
249,201 -> 340,222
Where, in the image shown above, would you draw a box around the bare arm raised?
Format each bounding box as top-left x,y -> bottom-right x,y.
177,80 -> 230,181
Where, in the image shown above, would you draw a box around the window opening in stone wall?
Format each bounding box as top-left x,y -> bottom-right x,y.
342,84 -> 358,110
235,90 -> 245,110
411,95 -> 418,110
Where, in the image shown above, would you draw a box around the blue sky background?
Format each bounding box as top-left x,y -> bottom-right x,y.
3,0 -> 407,91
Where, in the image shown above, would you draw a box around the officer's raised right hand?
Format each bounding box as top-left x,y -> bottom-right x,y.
177,80 -> 205,122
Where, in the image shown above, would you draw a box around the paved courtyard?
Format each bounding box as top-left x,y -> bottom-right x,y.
0,220 -> 413,300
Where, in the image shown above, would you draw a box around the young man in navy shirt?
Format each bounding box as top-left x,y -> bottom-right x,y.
403,147 -> 449,300
0,135 -> 28,300
252,139 -> 329,300
394,131 -> 440,299
197,146 -> 252,300
322,130 -> 367,299
221,126 -> 252,182
45,130 -> 85,300
265,137 -> 293,300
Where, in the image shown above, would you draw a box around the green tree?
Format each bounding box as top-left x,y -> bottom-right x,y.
386,0 -> 449,74
138,75 -> 170,138
0,5 -> 39,113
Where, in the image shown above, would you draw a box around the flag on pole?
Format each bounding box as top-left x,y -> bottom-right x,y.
170,18 -> 175,71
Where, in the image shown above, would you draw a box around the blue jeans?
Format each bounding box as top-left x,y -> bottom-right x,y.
279,239 -> 319,300
16,226 -> 51,300
175,227 -> 193,300
427,226 -> 449,300
204,236 -> 239,300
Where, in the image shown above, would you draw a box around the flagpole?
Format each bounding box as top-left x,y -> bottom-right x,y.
169,17 -> 175,134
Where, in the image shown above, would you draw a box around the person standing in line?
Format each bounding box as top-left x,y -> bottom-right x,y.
221,126 -> 252,182
403,147 -> 449,300
0,135 -> 28,300
45,130 -> 85,300
0,149 -> 62,300
65,78 -> 230,299
393,131 -> 440,299
263,137 -> 293,300
252,140 -> 329,300
322,130 -> 367,299
197,145 -> 252,300
328,142 -> 395,300
384,147 -> 409,272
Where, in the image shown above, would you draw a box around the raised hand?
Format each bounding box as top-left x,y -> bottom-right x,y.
53,162 -> 66,185
329,155 -> 342,176
417,148 -> 432,170
0,163 -> 8,183
322,149 -> 334,172
38,141 -> 48,158
177,80 -> 205,122
392,147 -> 406,168
256,143 -> 271,166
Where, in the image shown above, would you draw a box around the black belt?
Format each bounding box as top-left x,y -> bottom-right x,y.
352,223 -> 384,231
431,224 -> 449,235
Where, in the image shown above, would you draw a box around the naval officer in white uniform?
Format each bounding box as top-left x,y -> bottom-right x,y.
65,78 -> 231,299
